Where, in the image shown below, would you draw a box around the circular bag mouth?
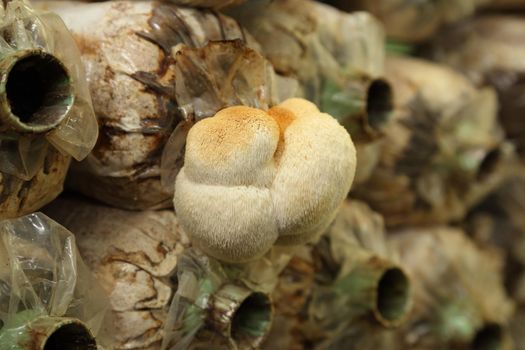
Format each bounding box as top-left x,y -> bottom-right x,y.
230,292 -> 273,348
3,50 -> 74,133
471,323 -> 504,350
374,267 -> 411,326
366,78 -> 393,132
43,320 -> 97,350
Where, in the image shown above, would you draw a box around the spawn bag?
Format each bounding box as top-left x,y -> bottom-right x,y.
352,55 -> 508,227
430,16 -> 525,158
230,0 -> 394,183
263,201 -> 411,349
0,213 -> 111,349
391,227 -> 514,349
0,0 -> 97,218
39,1 -> 289,210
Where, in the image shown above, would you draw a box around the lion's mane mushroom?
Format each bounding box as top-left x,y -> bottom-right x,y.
174,98 -> 356,263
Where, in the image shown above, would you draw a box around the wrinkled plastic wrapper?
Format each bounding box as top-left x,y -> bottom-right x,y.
46,0 -> 289,209
233,0 -> 386,104
45,197 -> 293,349
0,213 -> 111,349
174,41 -> 273,121
162,248 -> 293,350
430,16 -> 525,157
353,55 -> 510,227
310,4 -> 385,78
0,146 -> 70,220
325,0 -> 490,43
160,40 -> 280,191
262,246 -> 315,349
0,0 -> 97,181
391,227 -> 514,349
264,201 -> 411,349
231,0 -> 391,185
305,201 -> 409,348
44,197 -> 190,349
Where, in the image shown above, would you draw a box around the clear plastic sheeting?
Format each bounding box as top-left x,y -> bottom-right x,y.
467,170 -> 525,287
0,0 -> 97,219
231,0 -> 392,184
0,0 -> 97,180
232,0 -> 387,105
43,0 -> 284,210
429,16 -> 525,157
310,4 -> 385,79
0,212 -> 111,349
466,164 -> 525,349
174,41 -> 273,122
264,201 -> 411,349
162,248 -> 292,350
160,40 -> 276,191
306,201 -> 410,348
44,197 -> 191,349
44,197 -> 295,349
391,227 -> 514,349
0,148 -> 70,220
352,55 -> 510,227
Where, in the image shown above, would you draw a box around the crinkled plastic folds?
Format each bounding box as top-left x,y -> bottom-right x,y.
352,56 -> 508,227
391,227 -> 514,348
0,213 -> 111,349
162,247 -> 292,350
430,16 -> 525,156
0,0 -> 97,181
43,197 -> 191,348
231,0 -> 390,147
232,0 -> 385,104
42,0 -> 296,209
160,40 -> 289,191
305,201 -> 407,347
264,201 -> 409,349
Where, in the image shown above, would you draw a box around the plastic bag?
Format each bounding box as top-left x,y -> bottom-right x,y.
466,164 -> 525,300
352,55 -> 508,227
46,197 -> 292,349
44,197 -> 191,349
430,16 -> 525,157
0,147 -> 70,220
230,0 -> 393,184
0,0 -> 97,180
233,0 -> 390,123
162,247 -> 293,350
45,1 -> 282,210
264,201 -> 411,349
0,212 -> 111,349
391,227 -> 514,349
0,0 -> 97,219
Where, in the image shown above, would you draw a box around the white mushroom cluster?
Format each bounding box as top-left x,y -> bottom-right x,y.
174,98 -> 356,263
